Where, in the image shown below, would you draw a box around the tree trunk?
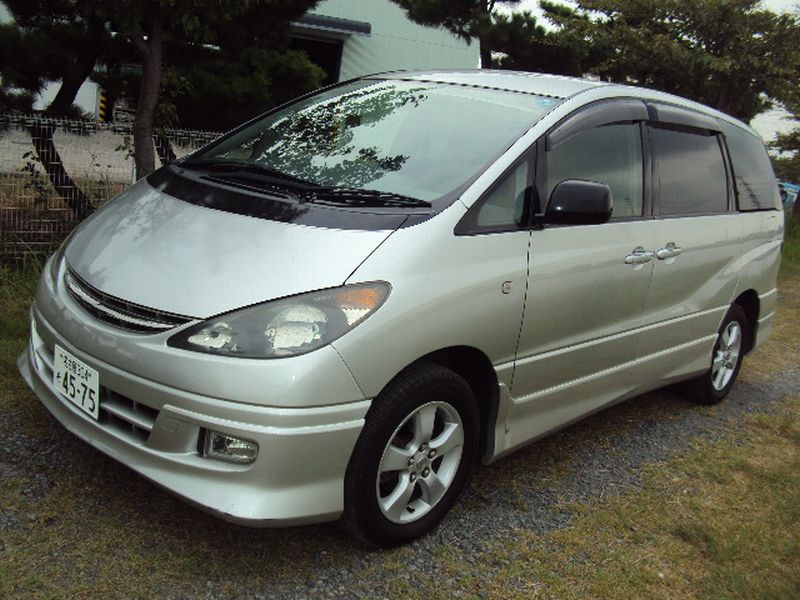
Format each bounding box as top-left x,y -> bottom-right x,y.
27,120 -> 94,219
480,0 -> 496,68
479,35 -> 493,68
45,15 -> 106,118
25,15 -> 106,220
132,10 -> 163,178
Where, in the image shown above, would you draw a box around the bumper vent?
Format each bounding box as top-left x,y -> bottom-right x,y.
33,340 -> 159,444
64,267 -> 192,333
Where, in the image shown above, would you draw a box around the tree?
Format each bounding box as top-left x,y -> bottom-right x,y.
390,0 -> 522,68
485,10 -> 585,75
113,0 -> 321,177
771,101 -> 800,216
0,1 -> 111,117
0,1 -> 112,218
540,0 -> 800,122
1,0 -> 324,185
163,40 -> 324,132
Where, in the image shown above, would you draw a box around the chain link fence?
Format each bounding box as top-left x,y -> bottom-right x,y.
0,114 -> 220,266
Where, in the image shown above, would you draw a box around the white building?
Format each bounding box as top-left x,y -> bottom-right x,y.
290,0 -> 479,84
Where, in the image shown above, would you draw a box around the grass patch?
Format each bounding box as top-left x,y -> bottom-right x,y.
363,398 -> 800,600
780,211 -> 800,279
0,264 -> 41,384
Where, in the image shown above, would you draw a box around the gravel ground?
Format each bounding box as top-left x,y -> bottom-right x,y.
3,354 -> 796,598
259,366 -> 799,600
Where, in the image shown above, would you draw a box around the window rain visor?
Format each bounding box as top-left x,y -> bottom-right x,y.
193,79 -> 560,203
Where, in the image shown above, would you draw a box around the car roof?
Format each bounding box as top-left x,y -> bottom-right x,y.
379,69 -> 607,99
377,69 -> 757,138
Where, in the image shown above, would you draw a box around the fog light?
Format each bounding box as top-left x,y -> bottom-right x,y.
202,429 -> 258,464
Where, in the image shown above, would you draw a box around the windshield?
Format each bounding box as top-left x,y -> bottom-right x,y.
194,79 -> 560,203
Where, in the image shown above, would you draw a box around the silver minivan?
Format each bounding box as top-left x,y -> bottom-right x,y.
18,71 -> 783,546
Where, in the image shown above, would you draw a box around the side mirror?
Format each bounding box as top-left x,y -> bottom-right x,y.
543,180 -> 613,225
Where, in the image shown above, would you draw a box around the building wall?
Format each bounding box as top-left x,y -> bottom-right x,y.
312,0 -> 480,80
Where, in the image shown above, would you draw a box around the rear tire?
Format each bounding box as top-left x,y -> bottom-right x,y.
342,362 -> 478,547
682,304 -> 748,405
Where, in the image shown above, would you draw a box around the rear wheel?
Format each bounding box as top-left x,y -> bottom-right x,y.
682,304 -> 748,405
342,362 -> 478,547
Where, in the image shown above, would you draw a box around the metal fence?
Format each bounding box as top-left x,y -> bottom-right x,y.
0,114 -> 220,266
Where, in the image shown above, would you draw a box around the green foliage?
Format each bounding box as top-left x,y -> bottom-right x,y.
486,10 -> 584,75
0,11 -> 56,112
0,0 -> 323,127
107,1 -> 322,133
783,209 -> 800,275
19,151 -> 51,206
0,0 -> 115,116
775,127 -> 800,156
771,103 -> 800,183
170,47 -> 324,132
541,0 -> 800,121
390,0 -> 518,41
0,88 -> 36,114
772,154 -> 800,183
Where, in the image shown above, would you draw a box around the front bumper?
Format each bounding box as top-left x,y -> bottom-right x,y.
18,302 -> 371,526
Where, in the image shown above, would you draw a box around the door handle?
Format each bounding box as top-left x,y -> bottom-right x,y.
624,247 -> 655,265
656,242 -> 683,260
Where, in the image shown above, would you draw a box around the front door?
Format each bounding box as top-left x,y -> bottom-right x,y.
507,108 -> 655,451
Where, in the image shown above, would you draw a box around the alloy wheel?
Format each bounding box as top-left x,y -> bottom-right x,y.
375,401 -> 464,524
711,320 -> 742,391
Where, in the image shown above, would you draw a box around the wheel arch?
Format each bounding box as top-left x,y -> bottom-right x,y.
732,289 -> 759,354
413,346 -> 499,461
375,346 -> 500,462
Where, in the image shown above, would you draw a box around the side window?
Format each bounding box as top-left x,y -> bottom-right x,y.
474,159 -> 530,229
721,124 -> 780,211
545,123 -> 643,218
650,127 -> 728,215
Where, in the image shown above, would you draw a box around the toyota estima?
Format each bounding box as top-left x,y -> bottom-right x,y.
19,71 -> 783,546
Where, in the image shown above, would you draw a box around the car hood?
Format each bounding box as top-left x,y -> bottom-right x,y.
64,180 -> 396,318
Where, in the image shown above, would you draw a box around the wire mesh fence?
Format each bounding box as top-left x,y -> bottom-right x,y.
0,114 -> 220,267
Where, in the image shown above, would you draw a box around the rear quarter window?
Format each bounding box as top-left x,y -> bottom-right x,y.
721,123 -> 780,211
651,126 -> 728,216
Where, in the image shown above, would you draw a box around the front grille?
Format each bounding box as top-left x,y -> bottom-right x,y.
64,267 -> 192,333
33,338 -> 160,444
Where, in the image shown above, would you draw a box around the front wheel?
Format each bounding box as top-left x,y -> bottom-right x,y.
682,304 -> 748,405
342,362 -> 478,547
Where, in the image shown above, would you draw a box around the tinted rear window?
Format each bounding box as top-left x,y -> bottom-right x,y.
721,123 -> 779,211
651,127 -> 728,216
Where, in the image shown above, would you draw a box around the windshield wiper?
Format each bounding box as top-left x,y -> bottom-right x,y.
178,160 -> 431,208
179,159 -> 317,189
302,187 -> 431,209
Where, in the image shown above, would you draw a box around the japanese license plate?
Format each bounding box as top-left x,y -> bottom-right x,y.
53,345 -> 100,420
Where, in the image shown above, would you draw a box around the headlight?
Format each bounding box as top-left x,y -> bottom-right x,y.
167,282 -> 390,358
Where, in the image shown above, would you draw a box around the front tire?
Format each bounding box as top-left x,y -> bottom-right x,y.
682,304 -> 748,405
342,362 -> 478,547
